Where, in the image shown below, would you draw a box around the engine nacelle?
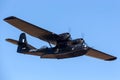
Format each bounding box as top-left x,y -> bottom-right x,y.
59,33 -> 71,40
71,38 -> 84,45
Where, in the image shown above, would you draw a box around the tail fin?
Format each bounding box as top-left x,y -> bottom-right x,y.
17,33 -> 30,53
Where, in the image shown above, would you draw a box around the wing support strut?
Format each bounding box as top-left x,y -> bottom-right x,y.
48,41 -> 53,48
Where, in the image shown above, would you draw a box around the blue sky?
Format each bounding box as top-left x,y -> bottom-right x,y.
1,0 -> 120,80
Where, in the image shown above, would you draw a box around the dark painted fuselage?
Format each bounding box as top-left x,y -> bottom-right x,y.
37,42 -> 88,59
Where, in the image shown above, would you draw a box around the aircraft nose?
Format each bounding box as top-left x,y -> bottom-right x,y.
80,38 -> 83,40
80,38 -> 85,43
80,38 -> 84,41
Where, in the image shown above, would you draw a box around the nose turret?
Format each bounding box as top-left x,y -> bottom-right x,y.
80,38 -> 84,43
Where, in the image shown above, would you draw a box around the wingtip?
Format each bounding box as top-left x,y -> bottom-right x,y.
105,57 -> 117,61
5,38 -> 10,41
5,38 -> 14,42
4,16 -> 16,21
5,38 -> 18,45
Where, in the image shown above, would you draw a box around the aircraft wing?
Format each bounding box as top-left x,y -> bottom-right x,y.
4,16 -> 60,45
85,47 -> 117,61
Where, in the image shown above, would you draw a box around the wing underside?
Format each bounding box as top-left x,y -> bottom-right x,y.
4,16 -> 60,45
86,47 -> 117,61
4,16 -> 117,61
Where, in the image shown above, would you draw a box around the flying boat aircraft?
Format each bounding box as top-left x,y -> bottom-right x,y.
4,16 -> 117,61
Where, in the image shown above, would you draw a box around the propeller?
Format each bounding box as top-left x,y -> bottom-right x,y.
80,33 -> 88,49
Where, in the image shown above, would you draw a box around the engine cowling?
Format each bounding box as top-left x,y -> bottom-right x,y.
71,38 -> 84,45
59,33 -> 71,40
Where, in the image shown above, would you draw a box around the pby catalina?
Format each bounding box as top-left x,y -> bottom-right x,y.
4,16 -> 117,61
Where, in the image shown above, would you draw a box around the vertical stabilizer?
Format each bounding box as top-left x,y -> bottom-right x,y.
17,33 -> 30,53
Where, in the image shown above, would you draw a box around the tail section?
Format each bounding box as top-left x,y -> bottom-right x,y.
6,38 -> 36,50
17,33 -> 30,53
5,33 -> 42,56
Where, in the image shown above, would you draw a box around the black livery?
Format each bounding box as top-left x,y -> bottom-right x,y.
4,16 -> 117,61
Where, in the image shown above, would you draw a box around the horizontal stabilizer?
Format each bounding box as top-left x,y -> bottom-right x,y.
6,38 -> 44,56
6,38 -> 36,49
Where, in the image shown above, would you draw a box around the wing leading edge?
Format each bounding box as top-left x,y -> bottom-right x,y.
4,16 -> 117,61
86,47 -> 117,61
4,16 -> 60,45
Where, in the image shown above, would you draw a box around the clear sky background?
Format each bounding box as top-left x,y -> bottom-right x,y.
1,0 -> 120,80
